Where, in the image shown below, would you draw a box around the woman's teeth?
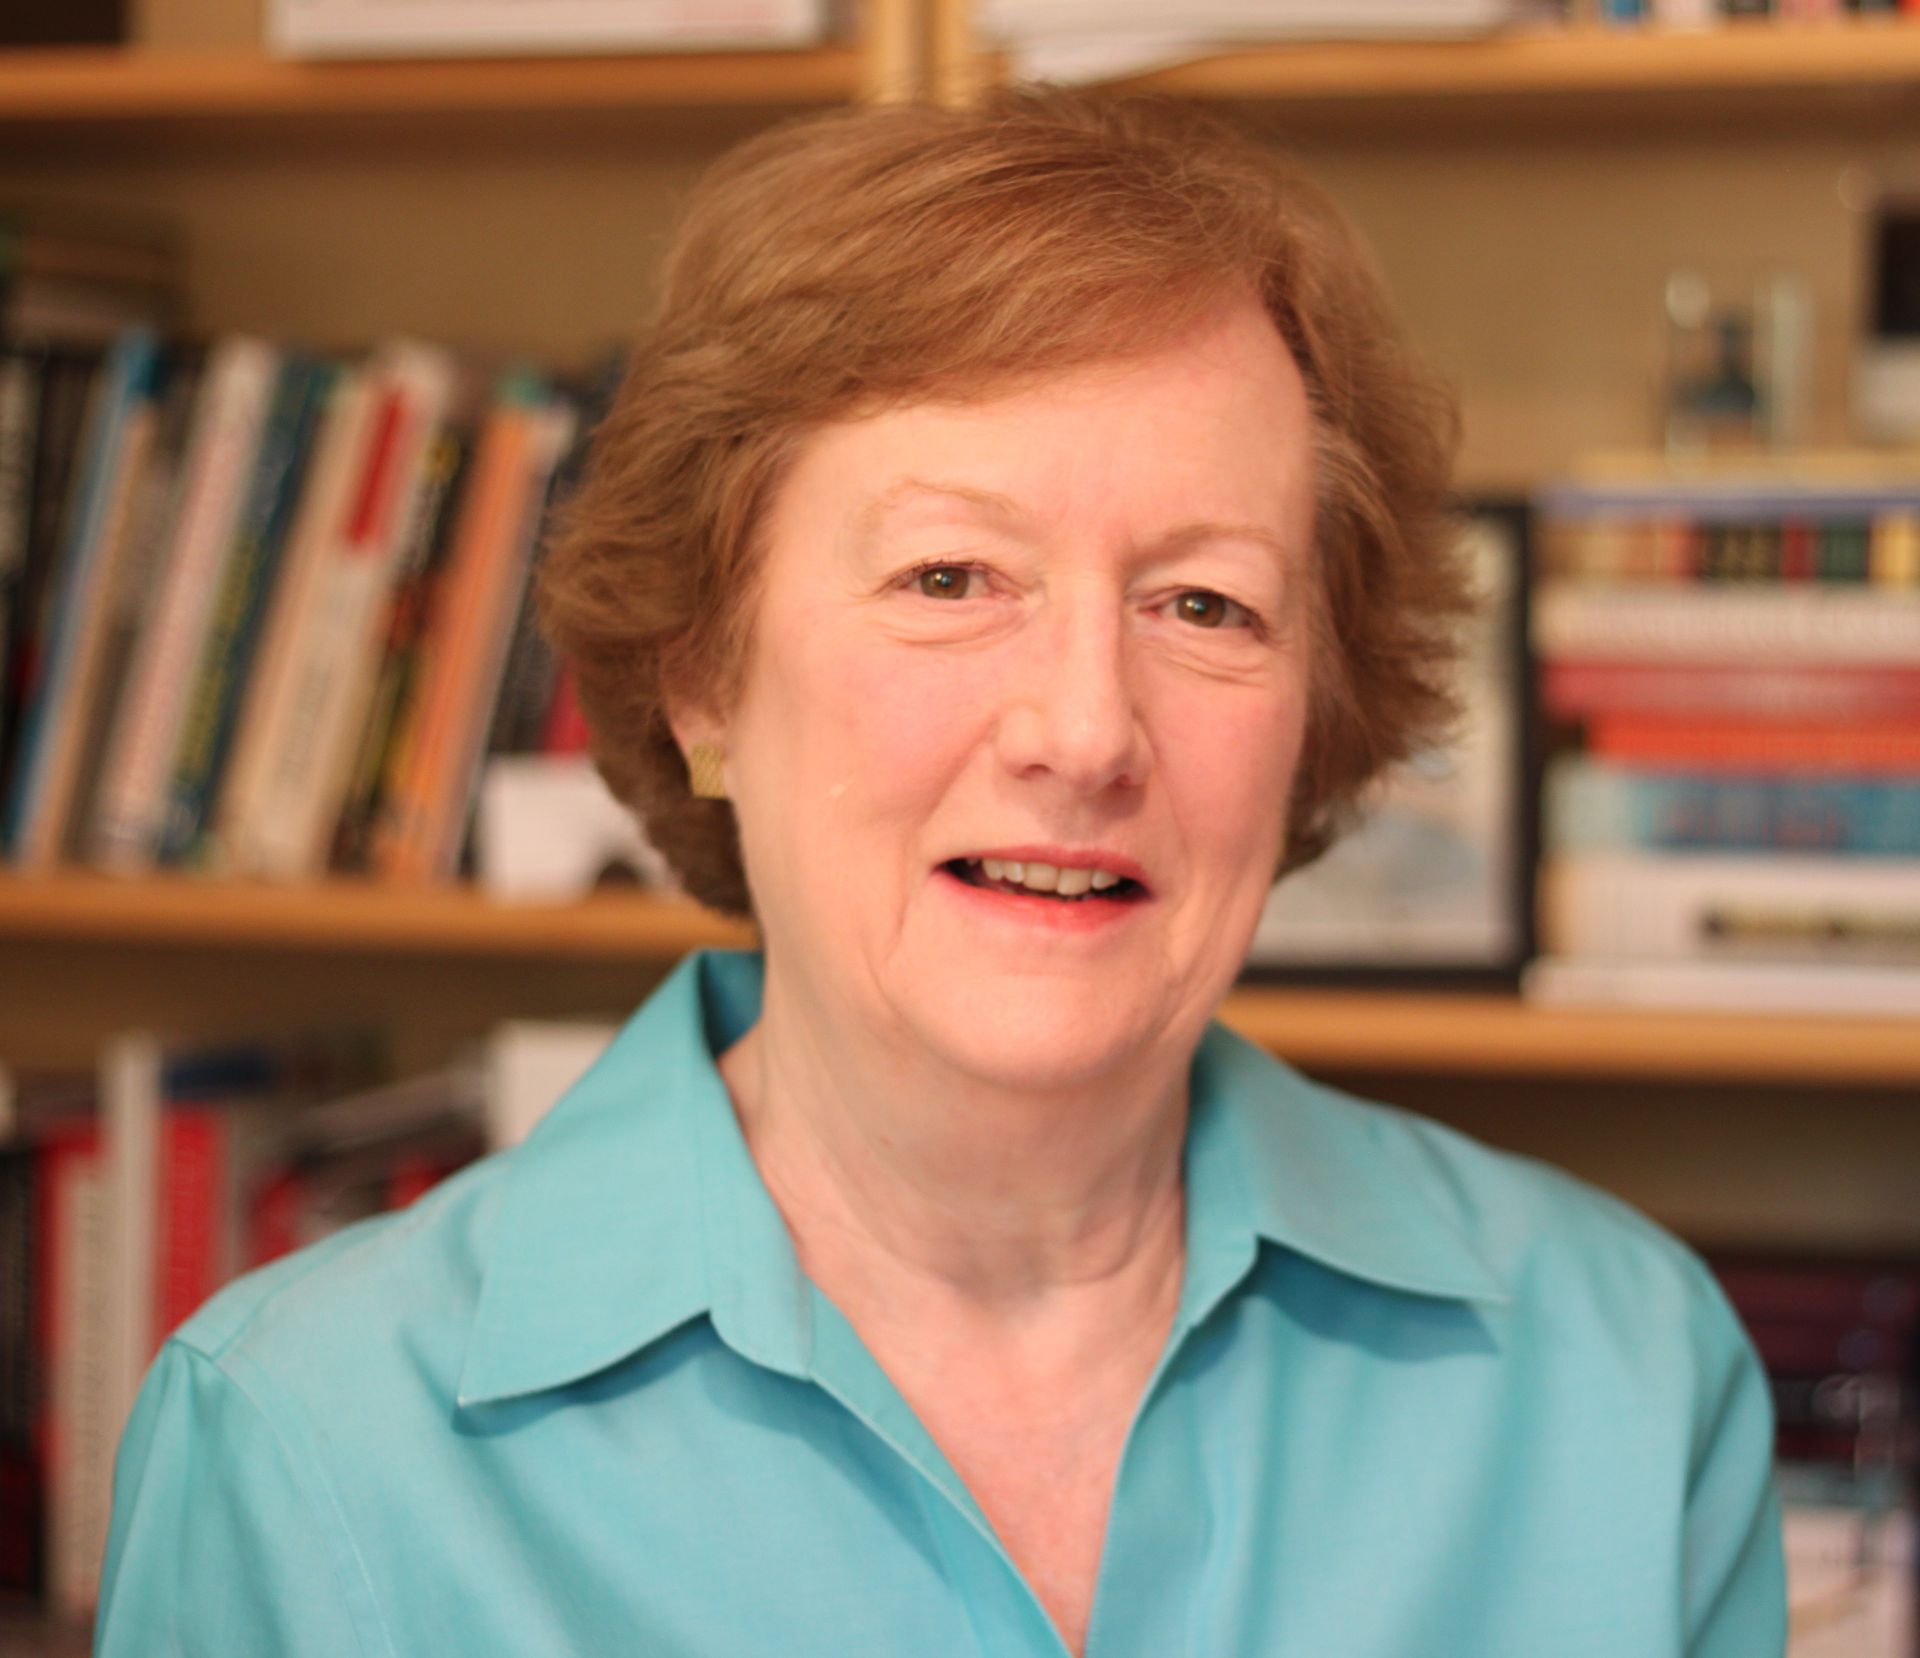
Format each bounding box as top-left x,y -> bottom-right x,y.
964,857 -> 1126,898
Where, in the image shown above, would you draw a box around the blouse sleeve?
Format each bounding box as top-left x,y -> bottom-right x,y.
1680,1261 -> 1789,1658
95,1337 -> 386,1658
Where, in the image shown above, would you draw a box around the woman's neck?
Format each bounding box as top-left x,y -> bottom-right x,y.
716,982 -> 1190,1339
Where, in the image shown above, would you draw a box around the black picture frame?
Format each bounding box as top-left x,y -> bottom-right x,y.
1237,496 -> 1538,991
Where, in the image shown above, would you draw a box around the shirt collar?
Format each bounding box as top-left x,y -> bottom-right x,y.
457,948 -> 1506,1408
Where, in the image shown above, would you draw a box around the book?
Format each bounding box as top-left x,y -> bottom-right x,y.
1522,955 -> 1920,1017
0,329 -> 161,864
1538,850 -> 1920,963
217,341 -> 455,880
35,1118 -> 108,1620
1543,659 -> 1920,723
205,366 -> 374,876
1543,757 -> 1920,857
1533,581 -> 1920,666
1589,716 -> 1920,774
157,355 -> 336,866
329,421 -> 471,872
269,0 -> 830,58
370,375 -> 563,883
6,366 -> 159,869
0,347 -> 102,803
0,349 -> 40,781
87,336 -> 281,874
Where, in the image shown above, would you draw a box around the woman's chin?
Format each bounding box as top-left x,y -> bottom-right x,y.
906,982 -> 1167,1096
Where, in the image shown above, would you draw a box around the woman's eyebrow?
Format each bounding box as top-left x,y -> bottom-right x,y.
853,480 -> 1294,567
853,477 -> 1027,545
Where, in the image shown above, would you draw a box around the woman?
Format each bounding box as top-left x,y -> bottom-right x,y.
97,90 -> 1784,1656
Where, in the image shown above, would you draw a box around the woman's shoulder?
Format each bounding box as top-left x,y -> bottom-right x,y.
1294,1068 -> 1748,1366
166,1144 -> 515,1395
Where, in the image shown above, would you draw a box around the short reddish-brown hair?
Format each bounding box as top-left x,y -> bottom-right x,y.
538,87 -> 1468,922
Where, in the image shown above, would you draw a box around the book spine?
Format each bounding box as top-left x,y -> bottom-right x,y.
0,351 -> 40,775
1,349 -> 99,801
39,1126 -> 108,1619
0,329 -> 159,861
1533,581 -> 1920,665
12,395 -> 158,869
370,382 -> 536,882
1588,715 -> 1920,773
0,1148 -> 39,1594
1542,658 -> 1920,722
154,1106 -> 225,1346
205,369 -> 372,877
238,341 -> 454,879
1539,850 -> 1920,960
431,398 -> 577,882
330,425 -> 468,872
100,1031 -> 159,1448
1545,756 -> 1920,855
88,336 -> 279,873
158,356 -> 333,866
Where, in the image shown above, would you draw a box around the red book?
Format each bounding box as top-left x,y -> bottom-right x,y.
153,1107 -> 226,1347
1545,659 -> 1920,723
541,661 -> 589,755
1590,715 -> 1920,773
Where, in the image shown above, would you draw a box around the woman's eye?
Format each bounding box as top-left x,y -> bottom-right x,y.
913,564 -> 975,600
1168,589 -> 1252,630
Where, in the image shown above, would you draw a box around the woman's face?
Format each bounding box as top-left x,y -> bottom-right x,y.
678,296 -> 1316,1094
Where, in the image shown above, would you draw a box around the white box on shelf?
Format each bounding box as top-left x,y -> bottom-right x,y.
475,752 -> 674,905
268,0 -> 829,58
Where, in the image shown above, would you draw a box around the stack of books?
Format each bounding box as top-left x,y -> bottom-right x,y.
1,1032 -> 423,1618
0,327 -> 617,889
0,1011 -> 610,1621
1706,1250 -> 1919,1657
1522,470 -> 1920,1015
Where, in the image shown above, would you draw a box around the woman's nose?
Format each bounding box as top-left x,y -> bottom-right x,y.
992,586 -> 1150,796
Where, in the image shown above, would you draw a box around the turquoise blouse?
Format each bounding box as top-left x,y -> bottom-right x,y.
96,947 -> 1786,1656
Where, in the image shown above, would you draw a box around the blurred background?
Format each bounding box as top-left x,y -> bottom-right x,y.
0,0 -> 1915,1650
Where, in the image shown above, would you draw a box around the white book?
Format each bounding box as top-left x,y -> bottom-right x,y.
1532,581 -> 1920,668
1523,956 -> 1920,1019
89,337 -> 280,873
207,369 -> 374,877
980,0 -> 1516,32
1539,851 -> 1920,964
225,342 -> 455,880
100,1032 -> 160,1452
270,0 -> 827,58
46,1149 -> 109,1619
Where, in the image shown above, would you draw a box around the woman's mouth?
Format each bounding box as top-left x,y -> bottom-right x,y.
942,857 -> 1147,904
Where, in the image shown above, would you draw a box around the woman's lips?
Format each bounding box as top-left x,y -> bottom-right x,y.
935,862 -> 1145,932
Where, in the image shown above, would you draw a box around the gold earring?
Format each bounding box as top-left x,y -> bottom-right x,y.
687,742 -> 728,800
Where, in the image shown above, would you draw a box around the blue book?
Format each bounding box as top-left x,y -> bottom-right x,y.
0,327 -> 160,857
157,354 -> 337,866
1546,756 -> 1920,857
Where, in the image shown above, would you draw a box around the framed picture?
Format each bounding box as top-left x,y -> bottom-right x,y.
1240,498 -> 1536,988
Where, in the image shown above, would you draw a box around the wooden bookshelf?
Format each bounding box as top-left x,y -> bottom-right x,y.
937,16 -> 1920,131
0,873 -> 1910,1086
0,45 -> 870,137
0,868 -> 752,959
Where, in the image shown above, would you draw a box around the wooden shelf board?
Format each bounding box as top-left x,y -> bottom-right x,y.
1102,20 -> 1920,101
1216,986 -> 1920,1087
1,872 -> 1913,1084
0,868 -> 753,959
0,44 -> 865,128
